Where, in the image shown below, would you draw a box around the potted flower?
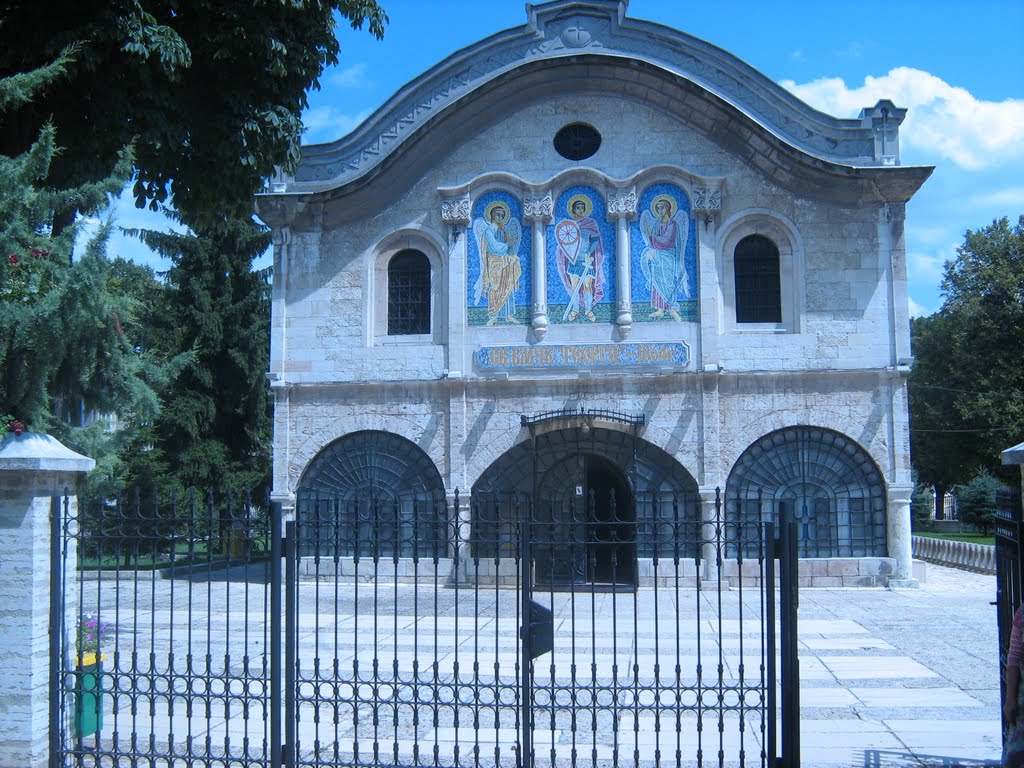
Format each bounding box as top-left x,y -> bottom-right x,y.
74,613 -> 109,738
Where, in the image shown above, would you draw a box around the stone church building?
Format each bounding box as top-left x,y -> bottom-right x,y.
256,0 -> 932,587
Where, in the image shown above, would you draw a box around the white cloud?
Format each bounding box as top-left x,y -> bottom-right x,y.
326,62 -> 370,89
302,106 -> 373,144
907,247 -> 947,286
907,296 -> 927,319
967,186 -> 1024,210
780,67 -> 1024,170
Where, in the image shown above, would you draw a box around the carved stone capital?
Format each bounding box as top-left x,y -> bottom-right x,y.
254,195 -> 307,229
271,226 -> 291,247
607,189 -> 637,218
692,187 -> 722,223
441,197 -> 471,224
524,193 -> 554,221
885,201 -> 906,223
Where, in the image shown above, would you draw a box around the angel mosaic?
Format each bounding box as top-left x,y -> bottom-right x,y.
639,193 -> 689,321
472,200 -> 523,325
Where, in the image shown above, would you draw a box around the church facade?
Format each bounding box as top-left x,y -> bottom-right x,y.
255,0 -> 932,587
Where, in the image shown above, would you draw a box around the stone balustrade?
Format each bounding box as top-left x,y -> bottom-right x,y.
912,535 -> 995,574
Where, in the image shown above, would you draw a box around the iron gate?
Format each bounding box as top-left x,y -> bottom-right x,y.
997,485 -> 1024,740
53,487 -> 799,768
285,488 -> 799,768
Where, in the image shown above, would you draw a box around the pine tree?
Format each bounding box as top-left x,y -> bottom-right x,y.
1,56 -> 174,482
131,217 -> 272,493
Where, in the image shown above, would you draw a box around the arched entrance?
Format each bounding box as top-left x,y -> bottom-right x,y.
531,451 -> 637,587
472,409 -> 699,588
295,430 -> 448,559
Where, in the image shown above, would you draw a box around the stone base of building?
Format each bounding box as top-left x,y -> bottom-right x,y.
296,556 -> 925,588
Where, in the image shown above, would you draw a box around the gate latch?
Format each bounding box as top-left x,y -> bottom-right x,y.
523,600 -> 553,659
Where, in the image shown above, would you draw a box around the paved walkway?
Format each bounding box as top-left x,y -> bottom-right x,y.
792,564 -> 1000,766
75,561 -> 1002,767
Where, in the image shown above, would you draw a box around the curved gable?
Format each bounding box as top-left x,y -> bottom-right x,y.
282,0 -> 922,197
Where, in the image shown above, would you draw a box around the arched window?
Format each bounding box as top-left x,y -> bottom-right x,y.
296,430 -> 448,559
734,234 -> 781,323
725,427 -> 887,558
387,249 -> 431,335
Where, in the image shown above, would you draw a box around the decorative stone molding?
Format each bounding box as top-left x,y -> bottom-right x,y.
692,187 -> 722,223
524,193 -> 553,221
441,196 -> 470,245
441,197 -> 471,224
293,1 -> 899,191
254,194 -> 307,229
606,189 -> 637,218
271,226 -> 291,247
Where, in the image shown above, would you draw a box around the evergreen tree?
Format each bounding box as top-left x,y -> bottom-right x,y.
956,471 -> 1001,536
131,218 -> 272,493
0,58 -> 176,482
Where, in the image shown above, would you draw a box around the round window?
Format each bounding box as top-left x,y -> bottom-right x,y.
553,123 -> 601,161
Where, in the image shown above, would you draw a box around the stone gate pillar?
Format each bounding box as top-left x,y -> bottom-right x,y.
887,484 -> 919,587
0,432 -> 94,768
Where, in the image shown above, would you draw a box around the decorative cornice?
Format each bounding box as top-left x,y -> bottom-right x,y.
441,197 -> 471,224
286,0 -> 904,194
253,195 -> 307,229
885,201 -> 906,223
692,186 -> 722,223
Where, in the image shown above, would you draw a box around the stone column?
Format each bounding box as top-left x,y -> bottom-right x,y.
0,432 -> 94,768
441,196 -> 471,371
524,193 -> 553,341
886,484 -> 918,587
693,186 -> 722,369
607,189 -> 637,339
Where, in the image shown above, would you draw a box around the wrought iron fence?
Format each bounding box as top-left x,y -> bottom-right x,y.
997,485 -> 1024,741
52,486 -> 799,768
52,487 -> 277,767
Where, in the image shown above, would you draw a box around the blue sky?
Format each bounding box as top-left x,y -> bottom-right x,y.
102,0 -> 1024,317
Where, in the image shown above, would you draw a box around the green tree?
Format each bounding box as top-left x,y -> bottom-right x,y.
909,215 -> 1024,496
131,218 -> 273,493
0,53 -> 185,501
0,1 -> 387,230
955,471 -> 1001,536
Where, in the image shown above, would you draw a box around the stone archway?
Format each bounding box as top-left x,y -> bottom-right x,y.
471,415 -> 699,587
725,425 -> 887,557
295,430 -> 448,558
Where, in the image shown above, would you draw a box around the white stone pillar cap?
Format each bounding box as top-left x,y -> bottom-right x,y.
1002,441 -> 1024,466
0,432 -> 95,473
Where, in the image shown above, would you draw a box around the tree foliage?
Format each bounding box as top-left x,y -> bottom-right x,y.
955,471 -> 1001,536
130,218 -> 273,493
0,53 -> 182,492
0,1 -> 387,229
909,215 -> 1024,492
